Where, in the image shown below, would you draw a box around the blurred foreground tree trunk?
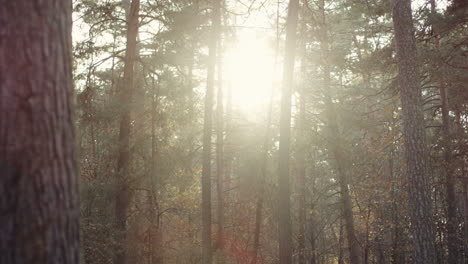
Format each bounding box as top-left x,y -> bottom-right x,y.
392,0 -> 437,263
0,0 -> 79,263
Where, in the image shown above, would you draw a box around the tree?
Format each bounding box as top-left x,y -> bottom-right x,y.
0,0 -> 79,263
114,0 -> 140,263
317,0 -> 361,263
392,0 -> 437,263
202,0 -> 221,262
278,0 -> 299,262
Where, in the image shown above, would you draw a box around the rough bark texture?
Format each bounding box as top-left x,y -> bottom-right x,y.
318,1 -> 361,263
391,0 -> 437,263
278,0 -> 299,262
202,0 -> 221,262
114,1 -> 140,264
0,0 -> 79,263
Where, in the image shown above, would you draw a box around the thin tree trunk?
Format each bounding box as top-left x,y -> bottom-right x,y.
278,0 -> 300,262
296,25 -> 308,264
114,1 -> 140,264
318,1 -> 360,263
430,1 -> 459,262
216,40 -> 225,253
389,129 -> 403,264
202,0 -> 221,261
251,9 -> 281,261
149,76 -> 162,264
252,190 -> 264,264
338,219 -> 344,264
456,110 -> 468,264
391,0 -> 437,263
440,82 -> 458,264
0,1 -> 79,263
297,75 -> 307,264
251,79 -> 275,264
364,202 -> 372,264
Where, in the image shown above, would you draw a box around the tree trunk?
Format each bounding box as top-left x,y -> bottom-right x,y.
440,82 -> 458,264
114,1 -> 140,264
216,40 -> 225,253
0,1 -> 79,263
149,76 -> 163,264
251,76 -> 276,264
391,0 -> 437,263
318,1 -> 361,263
297,75 -> 307,264
430,1 -> 459,262
202,0 -> 221,261
278,0 -> 299,262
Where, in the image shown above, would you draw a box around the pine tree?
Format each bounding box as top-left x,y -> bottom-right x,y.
0,0 -> 79,263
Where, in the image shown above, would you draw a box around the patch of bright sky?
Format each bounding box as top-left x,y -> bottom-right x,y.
224,29 -> 279,117
222,0 -> 285,120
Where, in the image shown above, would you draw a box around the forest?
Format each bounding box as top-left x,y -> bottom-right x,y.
0,0 -> 467,263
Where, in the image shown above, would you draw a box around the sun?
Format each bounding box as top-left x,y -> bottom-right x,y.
223,30 -> 278,116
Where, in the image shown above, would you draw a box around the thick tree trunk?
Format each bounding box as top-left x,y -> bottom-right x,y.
318,1 -> 361,263
0,1 -> 79,263
278,0 -> 299,262
391,0 -> 437,263
202,0 -> 221,262
114,1 -> 140,264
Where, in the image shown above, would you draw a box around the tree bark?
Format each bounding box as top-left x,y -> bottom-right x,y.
202,0 -> 221,262
391,0 -> 437,263
114,1 -> 140,264
0,0 -> 79,263
278,0 -> 299,262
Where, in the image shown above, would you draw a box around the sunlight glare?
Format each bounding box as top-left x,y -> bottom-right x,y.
223,30 -> 277,115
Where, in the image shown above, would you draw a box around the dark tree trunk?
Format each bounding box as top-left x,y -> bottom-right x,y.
202,0 -> 221,262
391,0 -> 437,263
114,1 -> 140,264
0,1 -> 79,263
278,0 -> 299,262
